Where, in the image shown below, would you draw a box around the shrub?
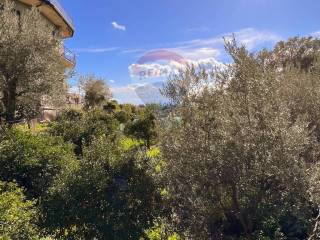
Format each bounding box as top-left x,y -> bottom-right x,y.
42,135 -> 160,239
125,113 -> 157,148
0,181 -> 40,239
0,129 -> 78,199
48,109 -> 119,155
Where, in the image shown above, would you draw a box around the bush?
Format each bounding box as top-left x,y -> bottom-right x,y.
48,109 -> 119,155
0,129 -> 78,199
42,135 -> 161,239
0,181 -> 40,239
125,112 -> 157,148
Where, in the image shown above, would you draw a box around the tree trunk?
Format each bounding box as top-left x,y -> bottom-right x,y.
231,184 -> 251,236
309,207 -> 320,240
2,80 -> 17,126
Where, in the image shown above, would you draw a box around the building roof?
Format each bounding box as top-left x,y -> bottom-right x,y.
44,0 -> 74,33
18,0 -> 74,38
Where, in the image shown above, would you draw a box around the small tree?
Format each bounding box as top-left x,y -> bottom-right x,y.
80,75 -> 112,110
0,2 -> 67,125
125,114 -> 156,148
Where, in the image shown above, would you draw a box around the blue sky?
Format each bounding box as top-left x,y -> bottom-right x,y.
60,0 -> 320,104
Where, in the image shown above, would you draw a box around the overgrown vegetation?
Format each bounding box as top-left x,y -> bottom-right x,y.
0,2 -> 67,125
159,37 -> 320,239
2,2 -> 320,239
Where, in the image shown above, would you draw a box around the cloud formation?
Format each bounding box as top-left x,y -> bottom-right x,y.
129,61 -> 182,79
175,47 -> 220,60
111,84 -> 144,104
73,28 -> 282,104
111,82 -> 168,104
177,28 -> 281,51
121,48 -> 146,54
128,28 -> 281,80
111,21 -> 126,31
311,31 -> 320,38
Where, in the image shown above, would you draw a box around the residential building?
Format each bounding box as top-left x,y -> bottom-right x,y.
0,0 -> 76,68
0,0 -> 76,121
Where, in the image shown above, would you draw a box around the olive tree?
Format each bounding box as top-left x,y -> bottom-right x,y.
80,74 -> 112,110
159,38 -> 320,239
0,2 -> 67,124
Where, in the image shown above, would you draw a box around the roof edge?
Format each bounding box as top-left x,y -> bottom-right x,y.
42,0 -> 74,36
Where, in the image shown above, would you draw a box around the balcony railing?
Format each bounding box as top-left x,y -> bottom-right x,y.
64,46 -> 76,66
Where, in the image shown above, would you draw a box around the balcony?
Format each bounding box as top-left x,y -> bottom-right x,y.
62,46 -> 76,68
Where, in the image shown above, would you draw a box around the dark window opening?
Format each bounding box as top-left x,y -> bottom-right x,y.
11,9 -> 21,19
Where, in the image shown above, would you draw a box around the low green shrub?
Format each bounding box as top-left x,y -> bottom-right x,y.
42,135 -> 161,239
0,181 -> 40,239
0,129 -> 78,199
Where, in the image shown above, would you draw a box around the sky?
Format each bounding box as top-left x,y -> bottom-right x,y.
60,0 -> 320,104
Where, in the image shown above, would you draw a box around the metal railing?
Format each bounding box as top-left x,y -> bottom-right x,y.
64,46 -> 76,66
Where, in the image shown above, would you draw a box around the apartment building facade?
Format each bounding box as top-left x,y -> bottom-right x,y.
0,0 -> 76,67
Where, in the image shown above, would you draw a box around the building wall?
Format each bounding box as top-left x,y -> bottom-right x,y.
0,0 -> 66,61
1,0 -> 57,31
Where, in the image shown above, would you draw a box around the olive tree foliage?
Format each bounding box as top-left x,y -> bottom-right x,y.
159,38 -> 320,239
0,2 -> 67,123
80,75 -> 112,110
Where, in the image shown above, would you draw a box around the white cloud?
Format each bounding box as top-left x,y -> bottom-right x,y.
129,61 -> 183,79
177,28 -> 281,51
121,48 -> 146,54
175,47 -> 220,60
230,28 -> 281,50
73,47 -> 118,53
109,79 -> 115,83
188,58 -> 224,69
128,58 -> 223,79
128,47 -> 223,79
127,28 -> 280,80
311,31 -> 320,38
111,21 -> 126,31
111,84 -> 145,104
112,83 -> 168,104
